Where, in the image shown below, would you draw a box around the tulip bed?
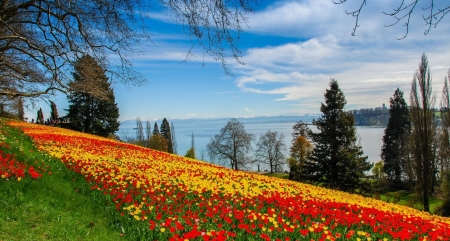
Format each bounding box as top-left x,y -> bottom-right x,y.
6,120 -> 450,240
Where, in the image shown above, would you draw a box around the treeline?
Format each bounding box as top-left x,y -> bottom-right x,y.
349,107 -> 389,126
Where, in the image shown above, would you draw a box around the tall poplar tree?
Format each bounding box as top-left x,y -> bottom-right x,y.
305,79 -> 372,192
66,55 -> 120,137
409,53 -> 436,213
160,118 -> 173,153
381,88 -> 411,185
50,101 -> 58,124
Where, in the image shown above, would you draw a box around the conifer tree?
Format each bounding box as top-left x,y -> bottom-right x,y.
171,122 -> 178,154
36,108 -> 44,124
17,98 -> 24,121
381,88 -> 411,185
50,101 -> 58,124
160,118 -> 173,153
305,79 -> 372,192
66,55 -> 120,137
153,122 -> 160,136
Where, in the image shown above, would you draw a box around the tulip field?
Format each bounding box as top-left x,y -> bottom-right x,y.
2,119 -> 450,240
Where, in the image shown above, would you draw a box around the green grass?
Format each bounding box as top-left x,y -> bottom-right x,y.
0,119 -> 135,241
262,172 -> 289,179
378,190 -> 443,214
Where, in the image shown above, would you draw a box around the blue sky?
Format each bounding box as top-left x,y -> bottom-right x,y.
28,0 -> 450,121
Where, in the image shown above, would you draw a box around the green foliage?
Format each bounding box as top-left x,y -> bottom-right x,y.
0,118 -> 132,241
66,55 -> 120,137
148,135 -> 168,152
36,108 -> 44,124
49,100 -> 58,124
372,161 -> 385,179
160,118 -> 173,153
381,88 -> 411,185
349,107 -> 390,126
185,147 -> 196,159
305,79 -> 372,192
153,122 -> 160,136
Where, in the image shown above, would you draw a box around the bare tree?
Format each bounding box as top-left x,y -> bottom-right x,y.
146,120 -> 152,147
334,0 -> 450,39
171,122 -> 177,154
0,0 -> 256,99
255,130 -> 286,173
207,118 -> 255,170
409,53 -> 436,212
136,117 -> 145,146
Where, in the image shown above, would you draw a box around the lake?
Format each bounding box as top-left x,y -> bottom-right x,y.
118,116 -> 385,171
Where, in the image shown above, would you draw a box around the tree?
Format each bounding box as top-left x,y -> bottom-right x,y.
440,71 -> 450,177
291,121 -> 310,141
0,0 -> 256,99
335,1 -> 450,39
255,130 -> 287,173
152,123 -> 160,136
148,135 -> 168,152
146,120 -> 152,148
160,118 -> 173,153
185,133 -> 196,159
49,101 -> 58,124
305,79 -> 372,192
381,88 -> 411,185
66,55 -> 120,137
289,136 -> 314,181
136,117 -> 145,146
207,118 -> 255,170
372,161 -> 385,179
17,98 -> 24,120
409,53 -> 437,212
171,122 -> 178,154
36,108 -> 44,124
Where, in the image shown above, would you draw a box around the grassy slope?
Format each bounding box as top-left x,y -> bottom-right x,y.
0,119 -> 131,241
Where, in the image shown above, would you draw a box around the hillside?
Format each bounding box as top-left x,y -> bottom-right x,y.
2,119 -> 450,240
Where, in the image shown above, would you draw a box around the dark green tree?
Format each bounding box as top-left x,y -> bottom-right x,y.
66,55 -> 120,137
305,79 -> 372,192
381,88 -> 411,185
49,101 -> 58,124
36,108 -> 44,124
148,135 -> 168,152
160,118 -> 173,153
153,122 -> 160,136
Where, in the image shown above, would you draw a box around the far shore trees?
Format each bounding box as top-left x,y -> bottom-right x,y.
254,130 -> 286,173
305,79 -> 372,192
381,88 -> 411,186
207,119 -> 255,170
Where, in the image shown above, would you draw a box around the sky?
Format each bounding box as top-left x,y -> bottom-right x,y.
28,0 -> 450,121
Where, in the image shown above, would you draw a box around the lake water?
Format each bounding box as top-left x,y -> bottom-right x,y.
118,116 -> 385,171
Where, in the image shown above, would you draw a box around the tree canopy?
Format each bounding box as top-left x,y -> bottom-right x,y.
336,0 -> 450,39
207,118 -> 255,170
381,88 -> 411,185
66,55 -> 120,137
305,79 -> 372,192
0,0 -> 256,99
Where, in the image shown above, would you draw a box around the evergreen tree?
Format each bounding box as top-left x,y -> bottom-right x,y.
50,100 -> 58,124
66,55 -> 120,137
160,118 -> 173,153
36,108 -> 44,124
381,88 -> 411,185
153,122 -> 160,136
305,79 -> 372,192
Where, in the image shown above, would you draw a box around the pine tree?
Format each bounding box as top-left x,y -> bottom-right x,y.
381,88 -> 411,185
50,100 -> 58,124
160,118 -> 173,153
36,108 -> 44,124
66,55 -> 120,137
153,122 -> 160,136
305,79 -> 372,192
